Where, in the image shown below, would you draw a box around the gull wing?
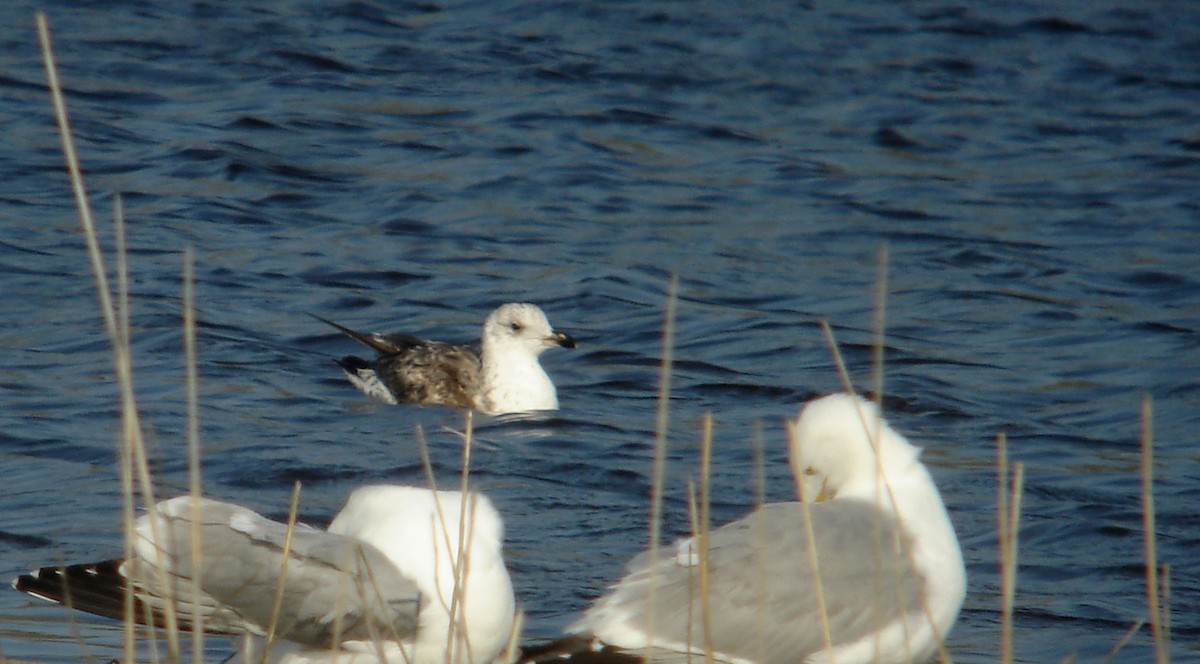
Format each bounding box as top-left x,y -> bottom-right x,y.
129,496 -> 421,647
571,501 -> 925,664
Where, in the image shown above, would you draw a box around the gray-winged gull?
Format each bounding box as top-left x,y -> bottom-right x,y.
13,485 -> 516,664
316,303 -> 575,415
528,392 -> 964,664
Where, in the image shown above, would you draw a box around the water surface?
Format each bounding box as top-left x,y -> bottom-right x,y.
0,2 -> 1197,662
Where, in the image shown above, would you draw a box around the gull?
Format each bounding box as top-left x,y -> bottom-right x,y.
315,303 -> 575,415
529,392 -> 965,664
13,486 -> 516,664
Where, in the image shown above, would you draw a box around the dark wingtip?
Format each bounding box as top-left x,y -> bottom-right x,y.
12,571 -> 33,592
517,634 -> 590,663
335,355 -> 373,372
310,312 -> 361,339
518,636 -> 643,664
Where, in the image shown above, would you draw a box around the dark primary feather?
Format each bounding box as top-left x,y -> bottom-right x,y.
12,559 -> 237,634
310,313 -> 429,356
518,635 -> 644,664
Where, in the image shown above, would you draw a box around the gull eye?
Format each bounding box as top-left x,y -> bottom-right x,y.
804,467 -> 816,476
509,322 -> 523,332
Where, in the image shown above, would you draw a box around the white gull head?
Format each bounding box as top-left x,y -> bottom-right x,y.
478,303 -> 575,414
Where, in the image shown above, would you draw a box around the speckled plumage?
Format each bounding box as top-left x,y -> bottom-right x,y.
316,303 -> 574,415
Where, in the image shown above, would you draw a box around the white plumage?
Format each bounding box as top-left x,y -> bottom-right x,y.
17,486 -> 516,664
566,393 -> 965,664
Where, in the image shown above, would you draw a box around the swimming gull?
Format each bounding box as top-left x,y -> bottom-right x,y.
13,485 -> 516,664
315,302 -> 575,415
528,392 -> 964,664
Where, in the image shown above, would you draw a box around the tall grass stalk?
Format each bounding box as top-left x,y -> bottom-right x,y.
1140,396 -> 1170,664
448,411 -> 478,664
696,414 -> 715,664
38,13 -> 184,661
420,412 -> 484,664
182,249 -> 207,664
996,434 -> 1024,664
748,425 -> 768,664
871,244 -> 889,408
643,276 -> 678,658
785,422 -> 836,662
257,482 -> 302,664
112,194 -> 138,664
821,308 -> 955,663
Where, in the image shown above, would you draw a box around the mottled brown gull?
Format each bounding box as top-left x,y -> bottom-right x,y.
13,486 -> 516,664
527,392 -> 965,664
315,302 -> 575,415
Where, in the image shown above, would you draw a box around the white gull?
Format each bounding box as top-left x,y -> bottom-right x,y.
14,485 -> 516,664
316,303 -> 575,415
545,393 -> 965,664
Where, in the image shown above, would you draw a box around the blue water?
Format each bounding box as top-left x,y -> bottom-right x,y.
1,1 -> 1197,662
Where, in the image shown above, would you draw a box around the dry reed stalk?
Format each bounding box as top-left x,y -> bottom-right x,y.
786,423 -> 836,662
450,412 -> 478,664
643,275 -> 678,659
748,425 -> 768,664
259,482 -> 303,664
996,434 -> 1011,664
418,411 -> 482,664
683,482 -> 699,664
502,610 -> 526,664
820,296 -> 956,663
113,195 -> 138,664
996,434 -> 1024,664
868,252 -> 903,664
680,412 -> 716,664
871,244 -> 889,409
1100,619 -> 1145,664
37,13 -> 186,661
1140,396 -> 1170,664
696,413 -> 715,664
183,248 -> 207,664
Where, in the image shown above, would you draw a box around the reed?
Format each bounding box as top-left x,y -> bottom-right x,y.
1140,396 -> 1170,664
996,434 -> 1023,664
640,276 -> 678,662
38,13 -> 181,663
260,482 -> 303,664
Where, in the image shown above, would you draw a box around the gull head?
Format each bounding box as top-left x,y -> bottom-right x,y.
788,393 -> 921,504
482,303 -> 575,356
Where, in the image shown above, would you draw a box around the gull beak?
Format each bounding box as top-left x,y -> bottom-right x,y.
546,331 -> 576,349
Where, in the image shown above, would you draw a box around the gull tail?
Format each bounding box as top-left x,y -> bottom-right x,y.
334,356 -> 399,405
13,560 -> 236,635
14,560 -> 129,623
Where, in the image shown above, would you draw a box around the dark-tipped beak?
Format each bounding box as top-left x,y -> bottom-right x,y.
548,331 -> 576,349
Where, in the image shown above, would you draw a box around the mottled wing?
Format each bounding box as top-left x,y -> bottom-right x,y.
133,497 -> 421,647
573,501 -> 925,664
374,340 -> 482,409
